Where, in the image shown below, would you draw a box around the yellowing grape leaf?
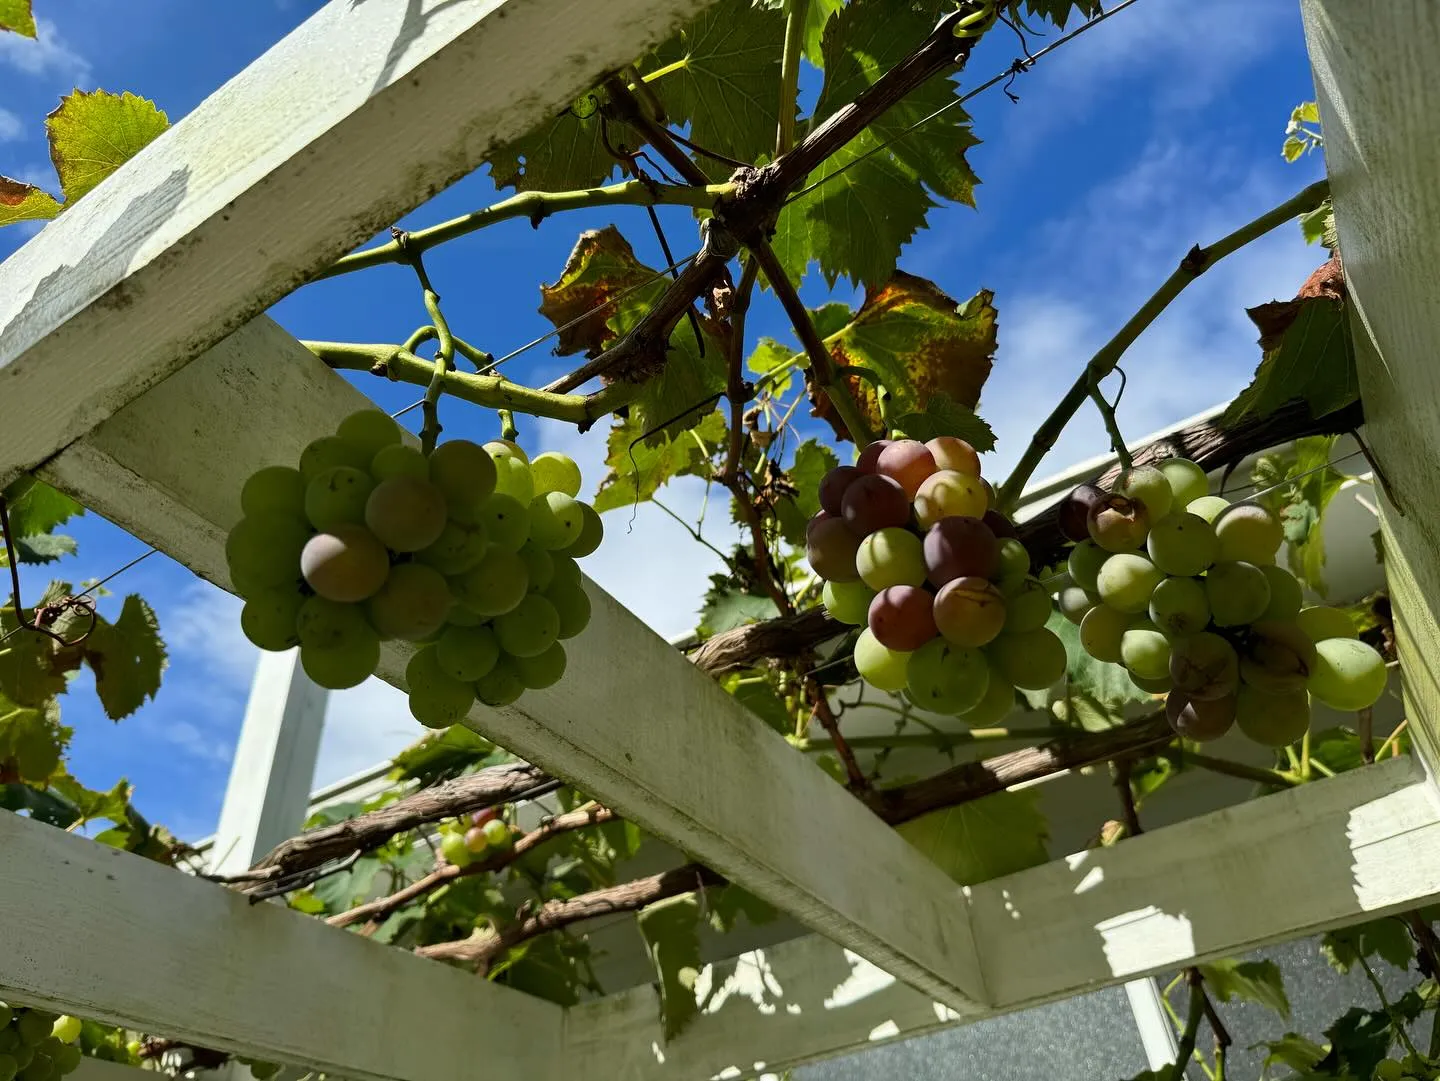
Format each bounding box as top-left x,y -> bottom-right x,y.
813,274 -> 996,440
593,410 -> 724,512
0,176 -> 60,227
0,0 -> 35,36
637,892 -> 704,1042
47,90 -> 170,205
538,226 -> 660,358
898,788 -> 1049,884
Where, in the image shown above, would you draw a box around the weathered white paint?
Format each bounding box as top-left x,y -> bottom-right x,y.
0,0 -> 714,487
0,810 -> 562,1081
209,650 -> 329,876
39,318 -> 988,1016
1124,979 -> 1179,1073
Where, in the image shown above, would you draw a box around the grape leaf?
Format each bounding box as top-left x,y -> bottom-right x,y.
814,275 -> 996,440
1047,609 -> 1149,728
0,606 -> 68,707
493,935 -> 589,1007
0,0 -> 36,36
1012,0 -> 1102,28
1322,917 -> 1415,974
539,226 -> 662,358
48,773 -> 133,825
389,725 -> 500,786
0,692 -> 66,784
1224,259 -> 1358,424
893,392 -> 997,450
1198,958 -> 1291,1018
699,575 -> 779,636
626,313 -> 728,442
487,99 -> 636,194
725,672 -> 794,735
1258,1033 -> 1327,1077
774,439 -> 838,544
0,176 -> 59,227
1306,726 -> 1366,775
771,0 -> 980,287
593,410 -> 724,513
897,788 -> 1049,884
1,477 -> 83,537
47,90 -> 170,205
10,534 -> 76,565
73,595 -> 167,721
0,781 -> 81,827
648,0 -> 785,177
1253,435 -> 1348,596
748,338 -> 798,396
803,0 -> 845,65
637,892 -> 704,1042
1315,1007 -> 1394,1081
708,883 -> 779,933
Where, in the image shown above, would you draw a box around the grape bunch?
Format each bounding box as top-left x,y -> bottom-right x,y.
437,806 -> 520,868
1054,458 -> 1388,745
807,436 -> 1066,723
226,409 -> 602,727
0,1005 -> 84,1081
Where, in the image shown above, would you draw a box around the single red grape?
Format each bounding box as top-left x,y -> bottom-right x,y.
856,439 -> 894,473
923,516 -> 1000,586
841,473 -> 911,534
819,466 -> 864,517
867,585 -> 939,651
1058,483 -> 1106,543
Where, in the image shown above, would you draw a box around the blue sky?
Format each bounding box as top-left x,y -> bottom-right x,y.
0,0 -> 1326,840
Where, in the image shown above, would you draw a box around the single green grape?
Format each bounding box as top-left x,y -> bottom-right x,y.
512,642 -> 567,689
1079,603 -> 1129,663
482,493 -> 531,553
906,637 -> 988,714
987,628 -> 1067,690
240,465 -> 306,519
495,594 -> 561,658
823,579 -> 876,626
371,443 -> 429,482
546,578 -> 591,639
435,624 -> 500,682
530,452 -> 582,497
406,645 -> 476,728
1308,637 -> 1388,710
336,409 -> 403,461
853,628 -> 911,692
1067,539 -> 1109,593
304,466 -> 374,531
475,658 -> 526,706
1096,553 -> 1164,614
566,502 -> 604,558
429,439 -> 498,522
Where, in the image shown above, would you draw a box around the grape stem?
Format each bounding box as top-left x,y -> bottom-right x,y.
994,178 -> 1332,515
1158,747 -> 1300,789
777,0 -> 810,157
390,230 -> 456,454
804,724 -> 1074,751
1168,970 -> 1209,1081
1088,371 -> 1134,470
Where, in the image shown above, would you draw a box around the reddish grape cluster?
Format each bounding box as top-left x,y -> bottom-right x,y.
1053,457 -> 1388,746
807,436 -> 1066,722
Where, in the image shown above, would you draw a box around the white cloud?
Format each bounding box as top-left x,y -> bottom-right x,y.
315,678 -> 422,789
0,19 -> 92,85
0,108 -> 22,143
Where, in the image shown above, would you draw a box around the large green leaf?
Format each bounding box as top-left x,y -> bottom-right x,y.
0,177 -> 60,227
73,596 -> 167,721
1258,1033 -> 1327,1077
637,892 -> 704,1042
1321,917 -> 1415,974
771,0 -> 980,288
815,275 -> 996,440
897,788 -> 1049,884
1316,1007 -> 1395,1080
0,0 -> 36,36
699,574 -> 780,636
0,690 -> 66,784
627,312 -> 728,442
1,479 -> 83,565
389,725 -> 500,785
594,411 -> 724,513
487,100 -> 635,194
10,534 -> 77,565
0,607 -> 68,708
1049,609 -> 1150,718
893,392 -> 996,450
1198,958 -> 1290,1018
47,90 -> 170,205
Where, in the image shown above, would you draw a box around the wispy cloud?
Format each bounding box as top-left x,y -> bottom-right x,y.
0,108 -> 22,143
0,19 -> 92,86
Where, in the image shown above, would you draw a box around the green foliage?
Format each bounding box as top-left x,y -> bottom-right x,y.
637,892 -> 704,1041
1322,918 -> 1415,974
897,788 -> 1049,884
47,90 -> 170,203
1251,435 -> 1353,596
594,411 -> 726,513
0,0 -> 36,36
1225,291 -> 1359,425
774,439 -> 838,544
1199,958 -> 1291,1018
893,392 -> 997,449
699,573 -> 780,636
388,724 -> 501,785
0,177 -> 61,226
1045,608 -> 1150,731
1259,1032 -> 1328,1077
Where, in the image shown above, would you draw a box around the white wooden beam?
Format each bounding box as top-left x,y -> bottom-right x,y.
0,0 -> 714,486
0,811 -> 562,1081
209,650 -> 329,875
39,318 -> 989,1016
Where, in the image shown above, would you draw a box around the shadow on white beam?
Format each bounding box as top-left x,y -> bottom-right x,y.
0,0 -> 714,486
38,317 -> 989,1016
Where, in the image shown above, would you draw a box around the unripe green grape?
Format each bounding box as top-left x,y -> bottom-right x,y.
994,538 -> 1029,581
50,1046 -> 79,1076
435,624 -> 500,681
20,1055 -> 50,1081
47,1021 -> 78,1048
988,628 -> 1067,690
304,466 -> 374,531
1001,576 -> 1052,633
454,548 -> 529,616
566,502 -> 604,557
492,455 -> 535,504
550,553 -> 581,592
1259,564 -> 1304,621
1145,512 -> 1217,577
482,493 -> 531,553
1213,501 -> 1284,564
823,579 -> 876,625
546,578 -> 591,639
1166,692 -> 1236,741
227,513 -> 312,593
530,492 -> 585,550
1296,605 -> 1357,641
1067,539 -> 1110,593
370,443 -> 429,482
0,1056 -> 17,1081
913,469 -> 987,528
480,817 -> 512,849
296,596 -> 372,651
856,527 -> 926,591
1308,637 -> 1388,710
1079,603 -> 1129,663
240,586 -> 305,651
299,435 -> 371,481
241,465 -> 306,519
512,642 -> 567,689
1131,672 -> 1173,694
495,594 -> 561,658
485,438 -> 530,465
8,1049 -> 30,1074
853,627 -> 911,692
406,644 -> 476,728
300,635 -> 380,690
1169,631 -> 1239,701
440,830 -> 472,867
464,824 -> 490,854
415,519 -> 488,575
366,563 -> 453,641
336,409 -> 402,461
1186,494 -> 1230,524
1205,560 -> 1271,626
530,452 -> 582,497
1058,585 -> 1098,626
429,439 -> 498,522
906,638 -> 989,714
519,544 -> 555,592
1148,576 -> 1210,638
475,658 -> 526,706
1236,684 -> 1311,747
958,666 -> 1015,726
1096,553 -> 1164,614
1155,457 -> 1208,506
1121,624 -> 1171,681
1113,464 -> 1174,520
364,475 -> 448,552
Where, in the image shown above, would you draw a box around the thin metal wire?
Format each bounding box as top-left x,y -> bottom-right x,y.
786,0 -> 1147,205
1,546 -> 159,645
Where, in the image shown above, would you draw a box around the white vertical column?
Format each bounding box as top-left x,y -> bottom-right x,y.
209,650 -> 328,875
1125,977 -> 1181,1074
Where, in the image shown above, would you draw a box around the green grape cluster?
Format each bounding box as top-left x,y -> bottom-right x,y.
226,410 -> 603,727
807,436 -> 1065,723
1053,458 -> 1388,745
436,805 -> 522,868
0,1005 -> 84,1081
1376,1055 -> 1440,1081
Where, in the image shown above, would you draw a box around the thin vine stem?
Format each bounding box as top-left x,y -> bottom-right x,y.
1359,954 -> 1423,1059
994,178 -> 1331,513
1088,373 -> 1134,470
1169,971 -> 1209,1081
776,0 -> 810,157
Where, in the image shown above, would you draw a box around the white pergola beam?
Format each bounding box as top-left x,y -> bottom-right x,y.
0,810 -> 561,1081
0,0 -> 713,487
38,318 -> 990,1016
